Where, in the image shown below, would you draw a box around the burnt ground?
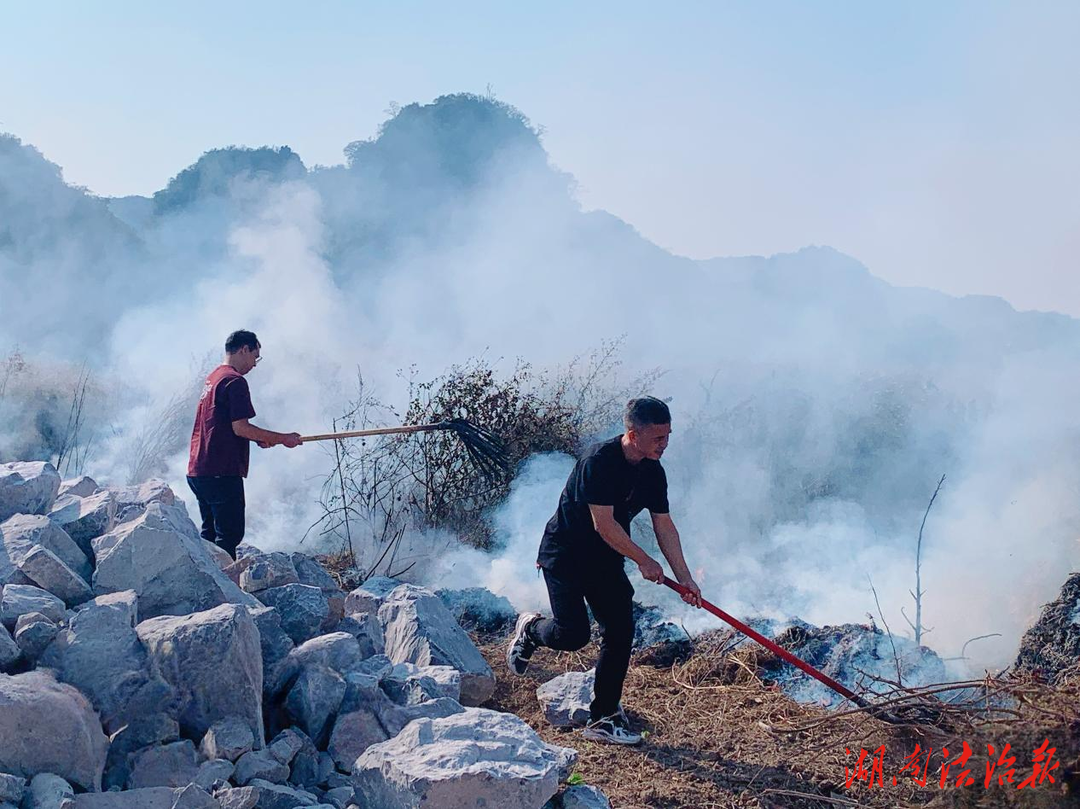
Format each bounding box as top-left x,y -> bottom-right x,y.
478,630 -> 1080,809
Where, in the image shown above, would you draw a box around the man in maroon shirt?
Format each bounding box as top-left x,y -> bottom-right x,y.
187,330 -> 302,558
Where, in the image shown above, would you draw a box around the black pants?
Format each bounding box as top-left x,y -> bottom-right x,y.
532,564 -> 635,720
186,475 -> 245,559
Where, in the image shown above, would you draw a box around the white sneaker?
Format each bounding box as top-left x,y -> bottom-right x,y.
506,612 -> 541,676
581,713 -> 642,745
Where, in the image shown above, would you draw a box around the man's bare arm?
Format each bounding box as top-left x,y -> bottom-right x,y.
652,512 -> 702,606
231,419 -> 302,448
588,504 -> 664,583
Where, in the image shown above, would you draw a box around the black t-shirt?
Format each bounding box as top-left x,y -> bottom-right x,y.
537,435 -> 669,572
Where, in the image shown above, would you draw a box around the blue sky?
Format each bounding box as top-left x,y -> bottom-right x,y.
2,1 -> 1078,313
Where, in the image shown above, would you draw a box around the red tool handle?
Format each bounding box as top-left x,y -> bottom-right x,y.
662,576 -> 869,708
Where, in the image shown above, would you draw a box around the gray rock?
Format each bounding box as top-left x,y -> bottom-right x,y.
59,477 -> 98,499
327,671 -> 464,773
40,590 -> 168,734
269,632 -> 362,697
199,718 -> 254,763
73,789 -> 175,809
322,787 -> 353,809
377,583 -> 495,706
316,753 -> 336,786
127,740 -> 200,789
285,667 -> 346,746
256,586 -> 327,645
233,751 -> 288,787
248,608 -> 294,699
290,554 -> 339,595
15,547 -> 92,606
536,670 -> 594,728
0,773 -> 24,803
267,729 -> 306,766
74,786 -> 217,809
245,780 -> 318,809
13,612 -> 59,660
194,759 -> 235,792
170,784 -> 220,809
239,553 -> 298,594
0,463 -> 60,522
0,515 -> 91,583
349,654 -> 393,681
202,542 -> 233,571
559,785 -> 612,809
102,714 -> 180,791
212,787 -> 258,809
332,613 -> 383,658
0,624 -> 19,671
0,670 -> 109,791
352,708 -> 577,809
23,772 -> 75,809
286,735 -> 320,790
93,503 -> 259,620
137,604 -> 264,747
342,577 -> 399,616
47,492 -> 116,559
1,584 -> 65,629
437,587 -> 517,634
381,663 -> 461,706
107,479 -> 177,525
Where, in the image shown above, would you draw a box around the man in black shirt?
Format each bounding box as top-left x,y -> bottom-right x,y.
507,396 -> 701,745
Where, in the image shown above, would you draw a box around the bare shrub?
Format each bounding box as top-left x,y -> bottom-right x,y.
308,339 -> 658,581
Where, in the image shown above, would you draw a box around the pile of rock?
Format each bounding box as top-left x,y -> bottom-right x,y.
1015,572 -> 1080,684
0,462 -> 600,809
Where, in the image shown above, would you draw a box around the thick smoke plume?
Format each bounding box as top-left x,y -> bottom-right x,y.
1,94 -> 1078,673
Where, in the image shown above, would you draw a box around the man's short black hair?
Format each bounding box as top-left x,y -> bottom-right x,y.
225,330 -> 260,354
624,396 -> 671,431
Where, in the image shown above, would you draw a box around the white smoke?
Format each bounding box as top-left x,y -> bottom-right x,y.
2,97 -> 1078,674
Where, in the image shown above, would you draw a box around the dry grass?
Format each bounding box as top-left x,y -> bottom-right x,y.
478,630 -> 1080,809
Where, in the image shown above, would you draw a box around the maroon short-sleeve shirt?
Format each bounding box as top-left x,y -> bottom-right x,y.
187,365 -> 257,477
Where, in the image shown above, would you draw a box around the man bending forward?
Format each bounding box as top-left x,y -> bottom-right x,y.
507,396 -> 701,744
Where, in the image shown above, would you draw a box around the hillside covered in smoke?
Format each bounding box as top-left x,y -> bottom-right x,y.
2,93 -> 1078,672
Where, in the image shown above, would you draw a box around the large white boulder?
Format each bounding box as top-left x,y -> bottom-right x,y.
1,583 -> 65,629
107,479 -> 177,525
59,476 -> 99,499
47,491 -> 117,559
377,583 -> 495,705
238,552 -> 298,594
39,590 -> 168,734
0,514 -> 91,583
136,603 -> 264,747
352,708 -> 576,809
0,462 -> 61,522
256,584 -> 328,645
0,670 -> 109,791
17,545 -> 93,606
92,503 -> 259,620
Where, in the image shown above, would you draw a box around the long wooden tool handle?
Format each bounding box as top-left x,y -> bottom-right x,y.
299,423 -> 444,443
662,576 -> 869,707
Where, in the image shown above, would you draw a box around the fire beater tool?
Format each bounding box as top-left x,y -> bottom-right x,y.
662,576 -> 906,723
300,418 -> 510,480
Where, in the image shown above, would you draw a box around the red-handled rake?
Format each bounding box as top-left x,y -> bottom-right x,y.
662,576 -> 888,715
